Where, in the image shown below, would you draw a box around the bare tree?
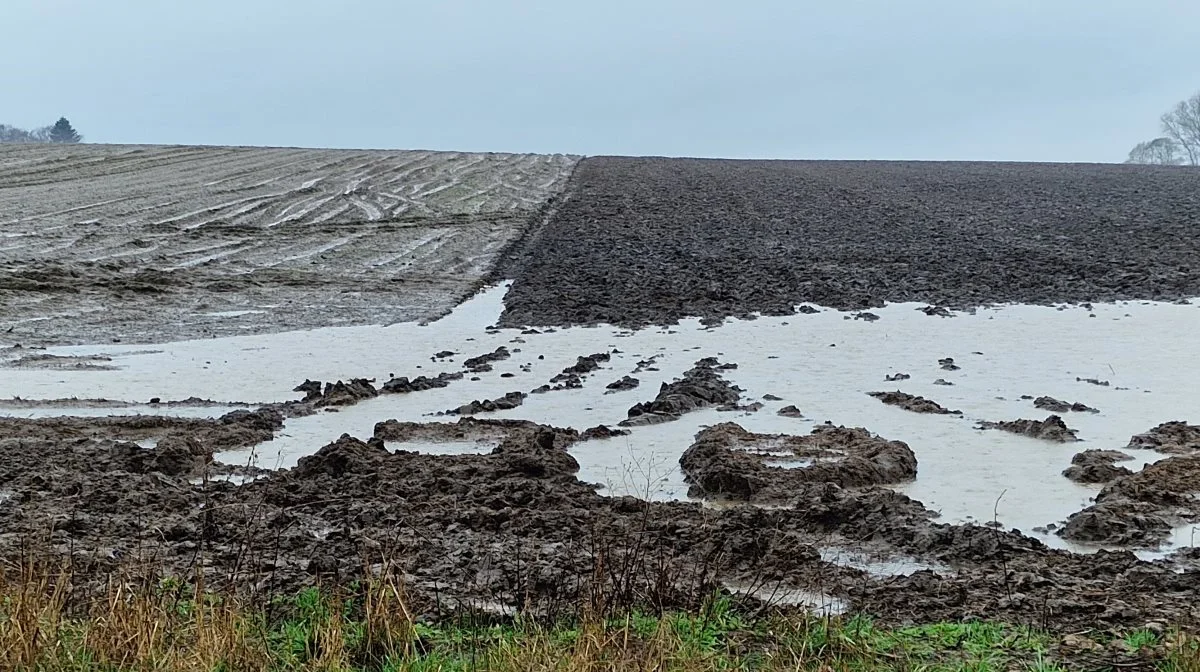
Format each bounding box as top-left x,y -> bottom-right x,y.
0,124 -> 37,143
0,123 -> 57,144
1126,137 -> 1184,165
1160,92 -> 1200,165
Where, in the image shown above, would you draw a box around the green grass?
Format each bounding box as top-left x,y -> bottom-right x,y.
1126,628 -> 1164,652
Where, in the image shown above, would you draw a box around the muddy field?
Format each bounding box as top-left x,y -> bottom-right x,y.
3,150 -> 1200,637
3,408 -> 1199,632
0,144 -> 577,345
498,157 -> 1200,327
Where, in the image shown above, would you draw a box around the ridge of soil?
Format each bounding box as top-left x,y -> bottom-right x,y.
868,390 -> 962,415
977,415 -> 1081,442
619,358 -> 742,427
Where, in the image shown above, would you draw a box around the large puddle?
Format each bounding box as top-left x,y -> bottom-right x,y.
3,283 -> 1199,556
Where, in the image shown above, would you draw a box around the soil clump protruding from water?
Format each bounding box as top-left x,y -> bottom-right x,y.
977,415 -> 1081,442
382,371 -> 464,394
619,358 -> 742,427
868,391 -> 961,415
605,376 -> 640,393
443,391 -> 528,416
463,346 -> 511,372
1127,421 -> 1200,455
679,422 -> 918,503
1034,396 -> 1099,414
1062,450 -> 1135,484
1060,424 -> 1200,546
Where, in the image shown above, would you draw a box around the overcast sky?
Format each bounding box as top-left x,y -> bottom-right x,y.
3,1 -> 1198,161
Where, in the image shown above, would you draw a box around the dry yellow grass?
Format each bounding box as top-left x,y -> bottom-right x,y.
3,558 -> 1198,671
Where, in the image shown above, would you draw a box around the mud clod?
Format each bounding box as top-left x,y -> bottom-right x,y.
1062,450 -> 1135,484
380,372 -> 463,394
938,358 -> 960,371
1060,425 -> 1200,546
1034,396 -> 1099,414
445,391 -> 528,416
868,391 -> 961,415
717,401 -> 764,413
1126,421 -> 1200,455
619,359 -> 742,427
605,376 -> 640,393
463,347 -> 511,372
680,423 -> 918,503
554,352 -> 611,380
977,415 -> 1080,442
580,425 -> 631,441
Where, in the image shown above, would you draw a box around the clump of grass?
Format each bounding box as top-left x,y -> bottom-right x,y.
2,559 -> 1199,671
1126,628 -> 1163,652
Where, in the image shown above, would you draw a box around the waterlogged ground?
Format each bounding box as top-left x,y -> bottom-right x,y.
4,153 -> 1200,631
3,283 -> 1198,555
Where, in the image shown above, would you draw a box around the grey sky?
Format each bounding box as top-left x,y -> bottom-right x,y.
3,0 -> 1198,161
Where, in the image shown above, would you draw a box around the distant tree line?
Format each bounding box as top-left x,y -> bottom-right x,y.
0,117 -> 82,144
1127,91 -> 1200,165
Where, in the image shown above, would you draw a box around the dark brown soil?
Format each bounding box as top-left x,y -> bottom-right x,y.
495,158 -> 1200,327
1034,396 -> 1099,414
4,412 -> 1199,631
619,358 -> 742,427
1062,450 -> 1134,484
530,352 -> 614,394
978,415 -> 1081,442
1061,424 -> 1200,546
1127,421 -> 1200,455
868,390 -> 962,415
605,376 -> 640,393
442,391 -> 527,416
463,346 -> 511,373
680,422 -> 918,503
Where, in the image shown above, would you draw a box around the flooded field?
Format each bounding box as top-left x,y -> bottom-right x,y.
3,152 -> 1200,632
4,283 -> 1198,554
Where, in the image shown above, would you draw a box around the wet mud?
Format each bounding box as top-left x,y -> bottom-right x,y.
4,412 -> 1199,631
619,358 -> 742,427
977,415 -> 1081,442
868,390 -> 962,415
496,157 -> 1200,328
1127,421 -> 1200,455
5,151 -> 1200,634
679,423 -> 918,503
1062,450 -> 1135,485
605,376 -> 640,393
443,391 -> 527,416
1061,423 -> 1200,546
1034,396 -> 1099,414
